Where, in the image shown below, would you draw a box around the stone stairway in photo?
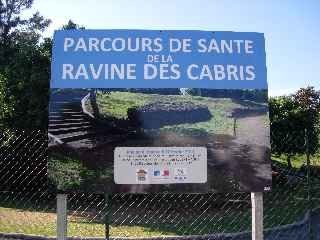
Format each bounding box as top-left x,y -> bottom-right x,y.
48,90 -> 96,149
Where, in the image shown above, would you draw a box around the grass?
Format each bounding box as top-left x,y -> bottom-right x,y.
0,189 -> 316,238
96,91 -> 263,136
0,205 -> 248,237
0,205 -> 250,237
272,153 -> 320,170
272,155 -> 307,170
0,207 -> 177,237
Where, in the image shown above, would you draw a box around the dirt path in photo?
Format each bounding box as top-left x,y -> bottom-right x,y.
234,115 -> 269,147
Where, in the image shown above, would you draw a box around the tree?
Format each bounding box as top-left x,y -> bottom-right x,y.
0,0 -> 51,130
0,73 -> 13,129
294,87 -> 320,154
0,0 -> 50,45
61,20 -> 85,30
270,96 -> 302,168
0,39 -> 51,130
270,87 -> 320,168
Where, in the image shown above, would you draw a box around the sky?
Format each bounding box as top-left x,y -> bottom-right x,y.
26,0 -> 320,96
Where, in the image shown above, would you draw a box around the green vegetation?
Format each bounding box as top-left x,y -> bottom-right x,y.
0,3 -> 85,131
270,87 -> 320,168
271,153 -> 319,170
272,155 -> 307,170
48,154 -> 86,190
96,91 -> 263,136
0,207 -> 175,237
0,0 -> 51,131
97,91 -> 159,119
48,154 -> 114,192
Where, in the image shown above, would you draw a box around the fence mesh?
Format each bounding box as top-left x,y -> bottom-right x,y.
0,129 -> 319,239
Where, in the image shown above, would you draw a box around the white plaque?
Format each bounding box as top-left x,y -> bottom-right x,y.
114,147 -> 207,184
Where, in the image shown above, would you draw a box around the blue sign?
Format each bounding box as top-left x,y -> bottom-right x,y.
51,30 -> 267,89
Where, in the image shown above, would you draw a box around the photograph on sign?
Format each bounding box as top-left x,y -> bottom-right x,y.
47,30 -> 271,193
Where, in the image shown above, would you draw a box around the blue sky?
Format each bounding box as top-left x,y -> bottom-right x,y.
27,0 -> 320,96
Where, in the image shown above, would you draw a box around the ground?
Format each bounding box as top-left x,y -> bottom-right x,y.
0,183 -> 317,238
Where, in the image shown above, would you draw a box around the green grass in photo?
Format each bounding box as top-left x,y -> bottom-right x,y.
95,91 -> 261,136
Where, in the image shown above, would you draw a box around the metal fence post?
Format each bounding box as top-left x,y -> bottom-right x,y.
105,194 -> 112,240
57,194 -> 68,240
251,192 -> 263,240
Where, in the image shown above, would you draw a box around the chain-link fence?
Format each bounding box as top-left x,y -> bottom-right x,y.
0,129 -> 319,239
